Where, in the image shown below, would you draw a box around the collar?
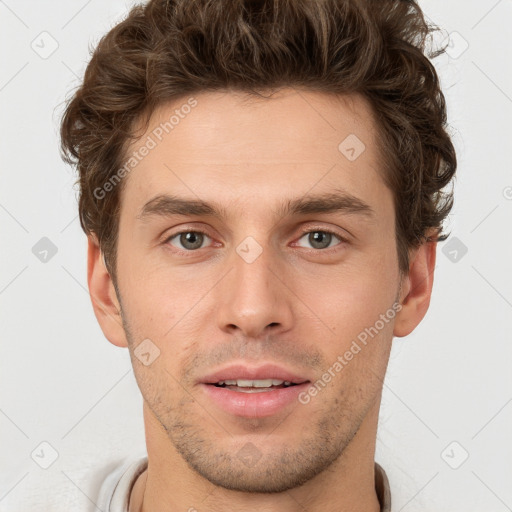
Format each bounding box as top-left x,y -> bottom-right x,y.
375,462 -> 391,512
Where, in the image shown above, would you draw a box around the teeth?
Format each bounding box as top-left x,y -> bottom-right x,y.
216,379 -> 287,387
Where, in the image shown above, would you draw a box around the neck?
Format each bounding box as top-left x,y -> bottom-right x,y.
131,398 -> 382,512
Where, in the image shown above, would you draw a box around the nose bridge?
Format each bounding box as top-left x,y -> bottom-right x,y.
216,233 -> 293,337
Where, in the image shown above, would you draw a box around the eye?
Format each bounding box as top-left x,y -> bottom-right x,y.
163,227 -> 347,254
295,229 -> 346,250
165,230 -> 212,251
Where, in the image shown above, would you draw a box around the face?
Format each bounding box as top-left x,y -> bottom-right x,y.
101,88 -> 406,492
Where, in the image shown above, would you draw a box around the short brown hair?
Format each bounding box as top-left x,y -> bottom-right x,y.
59,0 -> 457,281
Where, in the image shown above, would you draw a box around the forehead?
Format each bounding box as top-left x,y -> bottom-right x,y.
120,88 -> 388,216
133,88 -> 379,158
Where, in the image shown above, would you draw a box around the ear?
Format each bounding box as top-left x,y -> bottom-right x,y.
87,235 -> 128,348
393,237 -> 437,337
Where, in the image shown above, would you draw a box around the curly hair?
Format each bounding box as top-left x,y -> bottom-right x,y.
59,0 -> 457,281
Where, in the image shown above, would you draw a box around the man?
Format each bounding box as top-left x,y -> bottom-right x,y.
59,0 -> 456,510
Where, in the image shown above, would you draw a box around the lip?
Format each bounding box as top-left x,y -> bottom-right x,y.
199,363 -> 310,385
198,362 -> 311,418
200,381 -> 311,418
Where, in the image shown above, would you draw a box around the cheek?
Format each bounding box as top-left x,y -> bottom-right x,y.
116,232 -> 180,330
307,271 -> 396,403
118,264 -> 209,376
303,258 -> 398,332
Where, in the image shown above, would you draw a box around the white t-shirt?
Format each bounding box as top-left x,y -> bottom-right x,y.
96,456 -> 148,512
97,456 -> 391,512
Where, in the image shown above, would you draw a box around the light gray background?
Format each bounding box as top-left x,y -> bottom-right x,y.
1,1 -> 511,510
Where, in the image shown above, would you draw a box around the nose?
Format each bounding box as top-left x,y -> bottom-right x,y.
215,240 -> 294,339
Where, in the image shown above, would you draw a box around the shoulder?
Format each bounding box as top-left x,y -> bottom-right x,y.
95,455 -> 148,512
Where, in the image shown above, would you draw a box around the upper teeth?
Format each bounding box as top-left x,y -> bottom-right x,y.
217,379 -> 292,387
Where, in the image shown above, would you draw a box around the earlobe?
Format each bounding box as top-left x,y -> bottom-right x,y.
87,235 -> 128,348
393,238 -> 437,338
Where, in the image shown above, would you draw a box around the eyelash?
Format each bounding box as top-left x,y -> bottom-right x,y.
163,227 -> 348,255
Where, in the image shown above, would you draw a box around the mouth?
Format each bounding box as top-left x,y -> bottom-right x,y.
211,379 -> 302,393
199,363 -> 311,417
200,362 -> 310,385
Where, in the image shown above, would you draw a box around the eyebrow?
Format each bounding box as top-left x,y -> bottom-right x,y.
137,189 -> 375,222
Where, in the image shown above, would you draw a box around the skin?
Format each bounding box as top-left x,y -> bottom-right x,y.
87,88 -> 436,512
